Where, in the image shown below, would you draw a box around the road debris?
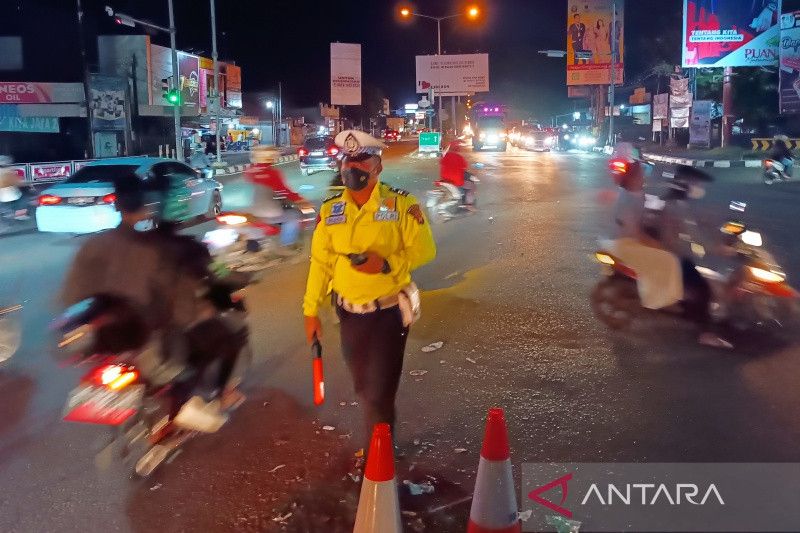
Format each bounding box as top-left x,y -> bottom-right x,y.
272,512 -> 293,523
454,448 -> 468,454
444,271 -> 460,280
267,464 -> 286,473
466,357 -> 477,364
322,425 -> 335,431
421,341 -> 444,353
547,515 -> 582,532
403,480 -> 435,496
347,473 -> 361,483
149,484 -> 162,491
518,510 -> 533,521
427,494 -> 473,514
409,369 -> 428,376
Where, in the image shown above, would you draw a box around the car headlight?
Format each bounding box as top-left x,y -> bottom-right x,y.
479,132 -> 486,139
545,137 -> 554,145
564,134 -> 570,140
499,132 -> 507,139
749,266 -> 785,283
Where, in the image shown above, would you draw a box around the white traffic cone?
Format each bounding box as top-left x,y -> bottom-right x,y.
353,423 -> 402,533
467,407 -> 521,533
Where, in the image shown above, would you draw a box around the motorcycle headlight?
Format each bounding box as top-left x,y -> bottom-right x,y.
740,230 -> 762,247
749,266 -> 785,283
479,132 -> 486,140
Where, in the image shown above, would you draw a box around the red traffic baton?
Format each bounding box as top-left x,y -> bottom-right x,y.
311,336 -> 325,405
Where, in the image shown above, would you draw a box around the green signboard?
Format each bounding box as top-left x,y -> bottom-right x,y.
418,131 -> 441,153
0,116 -> 59,133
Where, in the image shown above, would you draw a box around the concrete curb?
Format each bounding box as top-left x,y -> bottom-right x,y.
644,153 -> 762,169
210,154 -> 299,176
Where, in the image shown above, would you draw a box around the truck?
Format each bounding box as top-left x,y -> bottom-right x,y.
470,103 -> 507,152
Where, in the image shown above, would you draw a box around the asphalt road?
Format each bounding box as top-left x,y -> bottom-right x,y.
2,142 -> 800,532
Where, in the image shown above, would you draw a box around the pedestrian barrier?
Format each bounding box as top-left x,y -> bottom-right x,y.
467,408 -> 521,533
751,138 -> 800,151
353,423 -> 402,533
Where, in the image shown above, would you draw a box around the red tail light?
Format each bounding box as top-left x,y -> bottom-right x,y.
298,148 -> 309,157
84,364 -> 140,391
38,194 -> 62,206
100,193 -> 116,204
609,159 -> 627,174
327,146 -> 339,156
764,160 -> 773,168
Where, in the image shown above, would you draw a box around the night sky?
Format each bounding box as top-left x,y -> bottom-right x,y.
5,0 -> 681,120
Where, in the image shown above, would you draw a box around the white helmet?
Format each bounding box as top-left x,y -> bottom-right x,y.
250,146 -> 280,165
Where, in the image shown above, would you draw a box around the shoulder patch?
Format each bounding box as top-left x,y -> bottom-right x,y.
387,186 -> 409,197
323,190 -> 344,203
407,204 -> 425,225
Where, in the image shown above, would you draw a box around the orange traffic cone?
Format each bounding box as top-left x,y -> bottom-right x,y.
467,408 -> 521,533
353,423 -> 402,533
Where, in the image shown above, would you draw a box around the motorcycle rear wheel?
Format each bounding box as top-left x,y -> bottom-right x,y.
590,277 -> 639,330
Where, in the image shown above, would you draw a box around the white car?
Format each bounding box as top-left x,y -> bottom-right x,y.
36,157 -> 223,234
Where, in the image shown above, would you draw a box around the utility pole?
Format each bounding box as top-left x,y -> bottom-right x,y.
722,66 -> 733,148
167,0 -> 182,161
437,19 -> 443,133
607,0 -> 618,147
278,81 -> 283,147
76,0 -> 95,158
210,0 -> 221,164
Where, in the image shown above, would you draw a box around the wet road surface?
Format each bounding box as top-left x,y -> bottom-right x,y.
2,143 -> 800,531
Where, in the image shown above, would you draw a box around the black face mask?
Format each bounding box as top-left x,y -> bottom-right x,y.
341,166 -> 372,191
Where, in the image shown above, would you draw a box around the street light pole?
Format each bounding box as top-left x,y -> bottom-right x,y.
167,0 -> 182,161
436,19 -> 443,133
210,0 -> 221,164
76,0 -> 95,158
607,0 -> 618,147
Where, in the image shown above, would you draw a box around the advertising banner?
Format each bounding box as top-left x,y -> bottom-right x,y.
0,82 -> 84,104
567,0 -> 624,86
331,43 -> 362,106
415,53 -> 489,95
89,75 -> 126,130
780,10 -> 800,114
0,116 -> 59,133
178,52 -> 200,109
653,93 -> 669,119
683,0 -> 781,67
225,64 -> 242,109
689,100 -> 713,146
30,162 -> 71,181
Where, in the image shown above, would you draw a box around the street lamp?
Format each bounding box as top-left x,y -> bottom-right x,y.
399,5 -> 481,134
265,100 -> 275,146
573,111 -> 581,121
105,3 -> 183,160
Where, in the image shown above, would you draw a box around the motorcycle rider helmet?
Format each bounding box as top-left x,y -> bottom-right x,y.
250,146 -> 280,165
774,134 -> 789,143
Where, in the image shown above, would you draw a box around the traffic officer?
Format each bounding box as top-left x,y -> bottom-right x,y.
303,129 -> 436,440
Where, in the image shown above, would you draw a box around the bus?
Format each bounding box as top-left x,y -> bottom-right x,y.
470,103 -> 507,152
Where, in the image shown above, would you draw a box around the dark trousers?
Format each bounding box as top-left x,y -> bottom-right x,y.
336,305 -> 408,440
681,259 -> 712,326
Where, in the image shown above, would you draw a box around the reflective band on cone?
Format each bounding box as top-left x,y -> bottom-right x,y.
353,423 -> 402,533
467,408 -> 521,533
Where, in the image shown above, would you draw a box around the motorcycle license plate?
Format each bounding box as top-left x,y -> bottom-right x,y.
63,384 -> 144,425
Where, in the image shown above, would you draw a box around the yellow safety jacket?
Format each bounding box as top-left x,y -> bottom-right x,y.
303,182 -> 436,316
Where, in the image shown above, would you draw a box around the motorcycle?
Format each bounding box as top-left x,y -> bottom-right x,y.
0,303 -> 22,364
0,183 -> 36,234
591,220 -> 798,331
763,159 -> 791,185
203,203 -> 316,274
54,281 -> 252,477
425,175 -> 478,223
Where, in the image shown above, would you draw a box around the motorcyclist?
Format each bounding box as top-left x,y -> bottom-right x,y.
658,165 -> 733,349
244,145 -> 311,248
768,134 -> 793,177
606,143 -> 683,311
439,140 -> 476,209
187,149 -> 212,178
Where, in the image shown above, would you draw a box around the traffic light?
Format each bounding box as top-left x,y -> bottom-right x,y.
161,77 -> 181,106
165,90 -> 181,105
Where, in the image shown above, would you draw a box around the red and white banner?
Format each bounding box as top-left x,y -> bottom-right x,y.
30,162 -> 71,182
9,165 -> 27,180
0,82 -> 85,104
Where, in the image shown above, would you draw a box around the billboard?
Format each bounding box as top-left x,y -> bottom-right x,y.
178,53 -> 200,109
0,82 -> 84,104
780,10 -> 800,114
415,53 -> 489,96
567,0 -> 624,86
331,43 -> 361,106
683,0 -> 781,67
90,75 -> 126,130
689,100 -> 713,146
225,64 -> 242,108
